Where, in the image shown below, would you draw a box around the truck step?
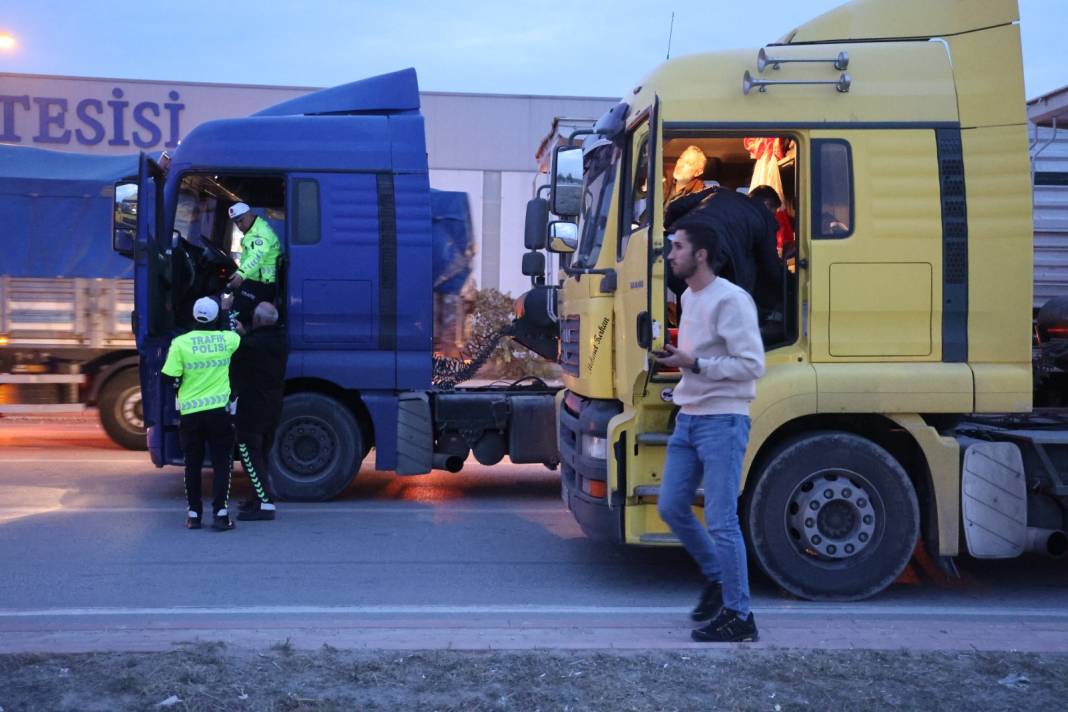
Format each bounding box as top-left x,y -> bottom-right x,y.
636,432 -> 671,446
634,485 -> 704,499
639,533 -> 682,544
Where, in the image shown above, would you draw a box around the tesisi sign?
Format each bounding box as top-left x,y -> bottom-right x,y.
0,87 -> 184,149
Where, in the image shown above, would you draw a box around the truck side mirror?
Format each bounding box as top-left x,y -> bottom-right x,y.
550,146 -> 583,218
524,197 -> 549,249
112,180 -> 138,257
522,251 -> 546,277
113,229 -> 135,257
547,221 -> 578,254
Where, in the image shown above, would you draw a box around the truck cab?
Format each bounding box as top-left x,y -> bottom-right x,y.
537,0 -> 1054,600
120,68 -> 557,500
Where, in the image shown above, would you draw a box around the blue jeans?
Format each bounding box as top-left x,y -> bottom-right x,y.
658,413 -> 752,616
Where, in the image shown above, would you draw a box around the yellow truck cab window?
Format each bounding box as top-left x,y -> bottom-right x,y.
621,132 -> 650,253
812,139 -> 854,238
574,143 -> 619,267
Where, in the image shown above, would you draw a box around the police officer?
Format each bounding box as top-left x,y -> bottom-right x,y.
226,202 -> 281,324
230,302 -> 288,521
162,296 -> 242,531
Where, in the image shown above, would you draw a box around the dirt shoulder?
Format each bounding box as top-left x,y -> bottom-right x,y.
1,645 -> 1065,711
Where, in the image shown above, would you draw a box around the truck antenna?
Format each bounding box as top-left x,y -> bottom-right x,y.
666,11 -> 675,60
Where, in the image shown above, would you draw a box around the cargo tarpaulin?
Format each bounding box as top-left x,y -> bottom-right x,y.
430,189 -> 474,295
0,144 -> 140,279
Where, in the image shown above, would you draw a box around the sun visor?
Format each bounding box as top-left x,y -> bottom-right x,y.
254,68 -> 421,117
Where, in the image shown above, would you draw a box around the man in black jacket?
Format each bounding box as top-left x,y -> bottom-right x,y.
230,301 -> 288,521
665,187 -> 782,318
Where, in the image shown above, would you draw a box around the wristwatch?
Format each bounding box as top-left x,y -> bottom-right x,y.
690,357 -> 701,374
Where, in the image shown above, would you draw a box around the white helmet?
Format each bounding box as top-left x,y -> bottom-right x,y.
193,296 -> 219,324
228,202 -> 251,220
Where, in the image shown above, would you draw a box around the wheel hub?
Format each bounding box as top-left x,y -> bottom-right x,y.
788,472 -> 877,560
279,417 -> 336,479
121,389 -> 144,431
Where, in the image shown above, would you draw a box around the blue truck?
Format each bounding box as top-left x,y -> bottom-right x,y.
113,68 -> 559,500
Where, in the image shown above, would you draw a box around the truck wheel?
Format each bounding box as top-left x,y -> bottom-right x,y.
746,431 -> 919,601
270,393 -> 366,502
97,369 -> 147,451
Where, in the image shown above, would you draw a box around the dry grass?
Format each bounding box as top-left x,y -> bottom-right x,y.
0,645 -> 1065,711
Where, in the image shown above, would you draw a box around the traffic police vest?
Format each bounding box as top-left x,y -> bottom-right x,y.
237,218 -> 281,284
162,330 -> 241,415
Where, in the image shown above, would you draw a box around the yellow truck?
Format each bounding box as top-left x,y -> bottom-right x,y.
514,0 -> 1068,601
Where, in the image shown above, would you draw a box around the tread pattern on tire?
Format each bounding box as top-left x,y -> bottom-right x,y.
270,392 -> 363,502
747,431 -> 920,602
98,369 -> 147,451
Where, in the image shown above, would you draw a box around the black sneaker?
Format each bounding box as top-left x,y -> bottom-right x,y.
691,609 -> 759,643
237,503 -> 276,521
691,581 -> 723,622
212,509 -> 235,531
186,511 -> 202,530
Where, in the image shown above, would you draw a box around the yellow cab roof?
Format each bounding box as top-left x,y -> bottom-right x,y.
627,0 -> 1020,127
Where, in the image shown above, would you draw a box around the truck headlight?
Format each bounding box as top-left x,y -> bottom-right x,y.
581,434 -> 608,460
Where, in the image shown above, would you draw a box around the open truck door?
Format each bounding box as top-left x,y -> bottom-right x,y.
126,154 -> 183,467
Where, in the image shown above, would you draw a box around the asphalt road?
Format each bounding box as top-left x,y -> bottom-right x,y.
1,414 -> 1067,653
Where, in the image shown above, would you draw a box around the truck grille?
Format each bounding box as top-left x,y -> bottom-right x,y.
560,316 -> 580,376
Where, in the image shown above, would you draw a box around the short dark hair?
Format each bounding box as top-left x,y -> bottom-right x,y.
748,185 -> 782,210
671,216 -> 722,269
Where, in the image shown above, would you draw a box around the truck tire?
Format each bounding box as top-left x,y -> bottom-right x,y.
97,369 -> 147,451
746,431 -> 919,602
270,392 -> 366,502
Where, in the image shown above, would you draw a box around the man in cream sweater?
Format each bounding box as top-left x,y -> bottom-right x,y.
654,214 -> 765,643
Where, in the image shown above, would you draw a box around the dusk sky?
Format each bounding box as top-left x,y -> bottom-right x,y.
1,0 -> 1064,100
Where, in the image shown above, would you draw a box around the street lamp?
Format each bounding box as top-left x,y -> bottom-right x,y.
0,33 -> 16,51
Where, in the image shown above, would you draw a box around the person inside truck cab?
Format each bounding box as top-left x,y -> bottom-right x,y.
665,146 -> 710,205
748,185 -> 795,256
665,187 -> 783,321
226,202 -> 281,324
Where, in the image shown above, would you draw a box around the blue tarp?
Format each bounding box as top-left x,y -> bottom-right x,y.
0,144 -> 139,279
430,189 -> 474,295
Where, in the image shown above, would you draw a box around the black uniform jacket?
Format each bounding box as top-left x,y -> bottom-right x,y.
230,325 -> 288,434
665,187 -> 783,311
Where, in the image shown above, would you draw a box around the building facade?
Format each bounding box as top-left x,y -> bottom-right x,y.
0,72 -> 618,297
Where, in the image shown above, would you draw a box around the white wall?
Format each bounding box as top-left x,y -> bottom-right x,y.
499,171 -> 541,297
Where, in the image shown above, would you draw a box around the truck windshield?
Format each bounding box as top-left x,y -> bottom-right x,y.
574,143 -> 618,268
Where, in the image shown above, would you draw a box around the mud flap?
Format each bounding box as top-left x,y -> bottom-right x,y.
396,392 -> 432,475
961,442 -> 1026,558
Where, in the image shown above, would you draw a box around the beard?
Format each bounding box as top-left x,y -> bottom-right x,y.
669,258 -> 696,280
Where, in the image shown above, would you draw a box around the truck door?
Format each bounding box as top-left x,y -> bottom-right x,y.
615,98 -> 665,394
610,98 -> 665,501
284,172 -> 397,388
130,154 -> 182,466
